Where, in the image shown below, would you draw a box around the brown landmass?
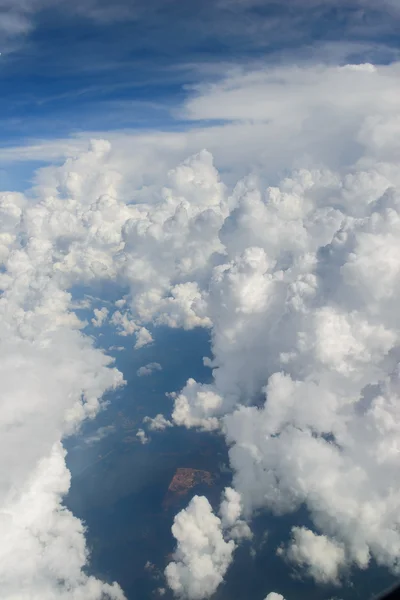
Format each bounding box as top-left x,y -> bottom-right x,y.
163,467 -> 213,510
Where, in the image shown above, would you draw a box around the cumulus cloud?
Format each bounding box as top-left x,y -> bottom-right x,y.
219,487 -> 252,540
134,326 -> 154,349
91,306 -> 109,327
136,428 -> 149,444
134,63 -> 400,596
0,443 -> 126,600
0,185 -> 126,597
206,163 -> 400,580
200,167 -> 400,582
143,413 -> 173,431
110,310 -> 138,336
4,58 -> 400,599
169,379 -> 223,431
137,362 -> 162,377
263,594 -> 285,600
165,496 -> 236,599
165,488 -> 252,599
0,141 -> 230,600
284,527 -> 346,584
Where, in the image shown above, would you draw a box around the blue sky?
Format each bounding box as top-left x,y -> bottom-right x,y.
1,0 -> 400,145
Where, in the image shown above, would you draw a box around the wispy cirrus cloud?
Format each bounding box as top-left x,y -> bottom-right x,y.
2,0 -> 400,170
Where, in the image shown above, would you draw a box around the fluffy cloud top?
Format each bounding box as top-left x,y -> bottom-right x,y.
211,163 -> 400,578
143,413 -> 173,431
0,141 -> 231,599
0,185 -> 126,597
164,487 -> 253,600
284,527 -> 346,584
165,496 -> 236,599
219,487 -> 252,540
1,444 -> 125,600
3,59 -> 400,599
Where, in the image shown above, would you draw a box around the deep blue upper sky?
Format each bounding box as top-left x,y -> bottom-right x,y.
1,0 -> 400,145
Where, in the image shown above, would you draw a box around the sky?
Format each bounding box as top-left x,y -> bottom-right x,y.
2,1 -> 400,599
2,0 -> 400,143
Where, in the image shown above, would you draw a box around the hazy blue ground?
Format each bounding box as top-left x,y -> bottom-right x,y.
64,295 -> 397,600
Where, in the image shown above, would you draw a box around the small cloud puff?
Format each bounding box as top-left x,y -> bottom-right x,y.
84,425 -> 116,445
143,413 -> 173,431
136,429 -> 149,444
91,306 -> 109,327
137,362 -> 162,377
135,327 -> 154,349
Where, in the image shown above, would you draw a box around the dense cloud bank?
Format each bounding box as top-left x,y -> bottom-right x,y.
2,61 -> 400,598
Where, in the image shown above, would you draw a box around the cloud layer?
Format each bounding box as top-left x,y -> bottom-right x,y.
2,59 -> 400,599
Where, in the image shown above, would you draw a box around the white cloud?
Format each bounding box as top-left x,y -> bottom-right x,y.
91,306 -> 109,327
149,64 -> 400,593
84,425 -> 116,445
143,413 -> 173,431
0,276 -> 125,597
165,495 -> 236,599
136,429 -> 149,444
10,60 -> 400,186
110,310 -> 138,336
134,326 -> 153,349
4,57 -> 400,598
182,62 -> 400,125
0,141 -> 232,600
264,594 -> 285,600
0,141 -> 130,598
70,297 -> 93,310
115,297 -> 127,308
284,527 -> 346,584
220,487 -> 242,528
165,489 -> 251,599
137,362 -> 162,377
219,487 -> 252,540
169,379 -> 223,431
199,162 -> 400,580
0,443 -> 126,600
